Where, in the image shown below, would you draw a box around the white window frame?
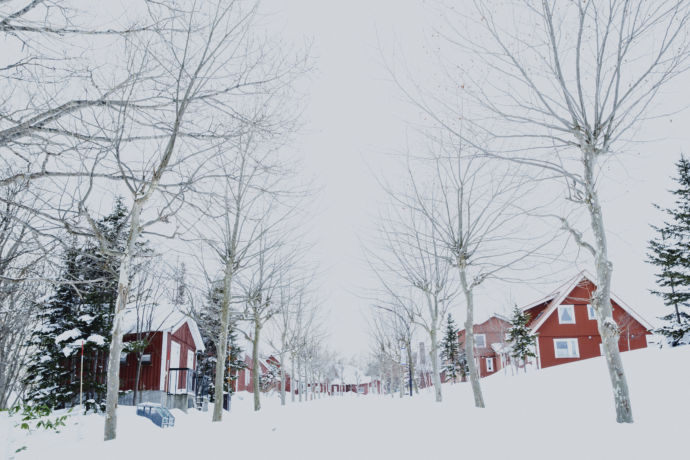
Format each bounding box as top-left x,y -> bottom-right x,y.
553,338 -> 579,358
244,368 -> 250,387
486,357 -> 494,372
557,305 -> 576,324
474,334 -> 486,348
587,305 -> 596,320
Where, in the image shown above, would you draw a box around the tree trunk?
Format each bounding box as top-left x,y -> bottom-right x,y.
297,357 -> 303,402
291,354 -> 296,403
280,350 -> 286,406
429,324 -> 443,403
133,354 -> 143,405
252,321 -> 261,411
212,261 -> 234,422
459,263 -> 485,408
583,149 -> 633,423
104,202 -> 142,441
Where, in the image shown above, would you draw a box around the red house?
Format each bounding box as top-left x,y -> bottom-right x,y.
119,306 -> 205,408
235,354 -> 291,393
459,272 -> 653,377
458,315 -> 512,378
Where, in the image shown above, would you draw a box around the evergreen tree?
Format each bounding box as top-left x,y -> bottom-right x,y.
195,280 -> 245,400
648,155 -> 690,346
25,244 -> 82,409
25,199 -> 137,411
440,314 -> 461,382
507,305 -> 536,371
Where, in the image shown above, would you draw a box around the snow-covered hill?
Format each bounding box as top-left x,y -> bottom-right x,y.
3,346 -> 688,460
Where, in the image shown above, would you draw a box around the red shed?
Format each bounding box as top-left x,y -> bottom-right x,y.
119,306 -> 205,405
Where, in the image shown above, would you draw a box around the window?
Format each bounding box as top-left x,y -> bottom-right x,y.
587,305 -> 596,320
558,305 -> 576,324
474,334 -> 486,348
244,368 -> 249,387
141,354 -> 152,365
120,352 -> 128,363
486,357 -> 494,372
554,338 -> 579,358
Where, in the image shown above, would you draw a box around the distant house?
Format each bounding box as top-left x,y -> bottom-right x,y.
458,315 -> 512,378
458,272 -> 653,377
235,354 -> 290,393
119,306 -> 205,409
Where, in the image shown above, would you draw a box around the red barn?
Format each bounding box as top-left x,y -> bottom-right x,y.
458,272 -> 653,377
119,306 -> 205,408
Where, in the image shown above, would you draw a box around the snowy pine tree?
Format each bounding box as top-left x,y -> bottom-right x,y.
24,244 -> 82,409
648,155 -> 690,346
195,280 -> 245,400
440,314 -> 461,383
507,305 -> 536,371
25,200 -> 136,411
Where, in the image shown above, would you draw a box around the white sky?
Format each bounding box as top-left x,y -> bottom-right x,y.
57,0 -> 689,358
256,0 -> 690,357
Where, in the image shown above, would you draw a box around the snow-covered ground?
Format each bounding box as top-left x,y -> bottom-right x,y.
3,346 -> 688,460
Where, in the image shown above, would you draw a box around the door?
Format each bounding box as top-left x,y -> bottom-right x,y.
169,341 -> 180,393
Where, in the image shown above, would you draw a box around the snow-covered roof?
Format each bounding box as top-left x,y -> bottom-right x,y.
522,270 -> 653,332
122,303 -> 205,352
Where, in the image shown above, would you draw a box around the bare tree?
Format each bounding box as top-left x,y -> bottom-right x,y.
0,178 -> 48,408
236,231 -> 294,412
418,0 -> 690,423
124,257 -> 169,406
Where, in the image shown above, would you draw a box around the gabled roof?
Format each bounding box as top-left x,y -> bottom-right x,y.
123,303 -> 205,352
523,270 -> 653,332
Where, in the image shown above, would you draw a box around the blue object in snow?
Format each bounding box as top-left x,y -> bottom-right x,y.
136,403 -> 175,428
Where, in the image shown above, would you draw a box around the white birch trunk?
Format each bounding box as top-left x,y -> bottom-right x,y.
291,354 -> 296,403
104,201 -> 142,441
212,262 -> 234,422
252,320 -> 261,411
279,350 -> 286,406
583,149 -> 633,423
459,263 -> 485,408
429,323 -> 442,403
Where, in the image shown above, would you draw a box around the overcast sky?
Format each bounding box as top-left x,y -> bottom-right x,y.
247,0 -> 690,358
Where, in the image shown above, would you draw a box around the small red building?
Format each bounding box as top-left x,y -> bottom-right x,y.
458,272 -> 653,377
458,315 -> 512,378
235,354 -> 290,393
119,307 -> 205,407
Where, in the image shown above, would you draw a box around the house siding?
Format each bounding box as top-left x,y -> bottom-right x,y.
119,331 -> 163,392
537,279 -> 650,369
458,316 -> 511,378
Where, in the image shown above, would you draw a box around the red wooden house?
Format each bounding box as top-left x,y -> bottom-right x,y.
457,315 -> 512,378
234,354 -> 290,393
458,272 -> 653,377
119,306 -> 205,408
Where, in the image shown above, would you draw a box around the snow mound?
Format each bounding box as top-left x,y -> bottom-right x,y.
5,347 -> 689,460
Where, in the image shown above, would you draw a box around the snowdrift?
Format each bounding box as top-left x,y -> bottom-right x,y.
2,346 -> 687,460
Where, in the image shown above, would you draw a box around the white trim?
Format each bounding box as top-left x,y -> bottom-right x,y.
486,357 -> 494,372
159,330 -> 168,391
553,338 -> 580,359
557,305 -> 576,324
474,334 -> 487,348
527,272 -> 653,333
